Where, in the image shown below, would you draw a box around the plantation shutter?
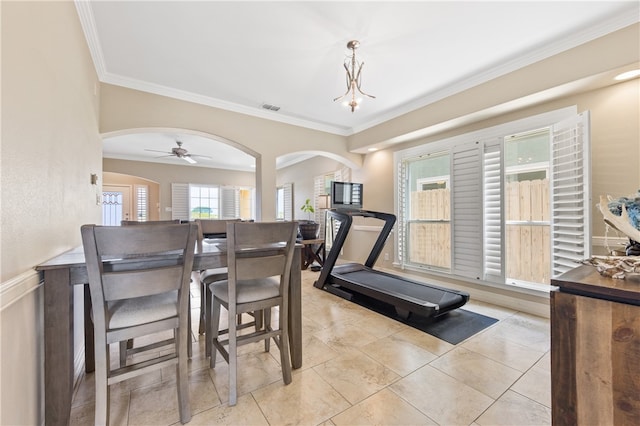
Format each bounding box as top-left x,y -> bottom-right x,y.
482,139 -> 504,282
396,160 -> 408,265
283,182 -> 293,221
550,111 -> 591,277
171,183 -> 189,220
313,175 -> 325,223
220,186 -> 240,219
135,185 -> 149,221
451,141 -> 483,279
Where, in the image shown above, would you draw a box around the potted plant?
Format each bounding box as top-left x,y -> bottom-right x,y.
298,198 -> 319,239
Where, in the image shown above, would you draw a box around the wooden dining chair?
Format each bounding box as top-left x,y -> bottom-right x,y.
120,218 -> 193,359
195,219 -> 241,341
81,223 -> 197,425
208,221 -> 297,405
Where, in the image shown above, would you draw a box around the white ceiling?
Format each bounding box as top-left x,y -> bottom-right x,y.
84,1 -> 639,171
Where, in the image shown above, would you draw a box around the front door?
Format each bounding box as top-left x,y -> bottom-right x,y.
102,185 -> 132,225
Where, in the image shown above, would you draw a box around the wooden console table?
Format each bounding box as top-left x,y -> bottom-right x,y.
550,264 -> 640,425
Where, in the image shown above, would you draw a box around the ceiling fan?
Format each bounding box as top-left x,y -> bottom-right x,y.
145,141 -> 211,164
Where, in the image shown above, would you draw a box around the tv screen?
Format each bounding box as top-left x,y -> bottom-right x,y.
331,181 -> 363,210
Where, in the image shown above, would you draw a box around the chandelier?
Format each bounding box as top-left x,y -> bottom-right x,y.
333,40 -> 376,112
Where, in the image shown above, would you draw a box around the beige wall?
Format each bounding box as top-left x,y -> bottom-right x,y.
1,1 -> 101,424
348,23 -> 640,150
99,85 -> 363,221
103,159 -> 255,220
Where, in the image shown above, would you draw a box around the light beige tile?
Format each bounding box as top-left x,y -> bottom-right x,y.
484,312 -> 550,352
313,321 -> 379,350
313,351 -> 400,404
128,382 -> 183,426
187,368 -> 222,414
462,331 -> 545,372
69,394 -> 130,426
186,394 -> 269,425
476,390 -> 551,425
332,389 -> 437,425
360,334 -> 438,376
463,300 -> 517,320
392,326 -> 454,356
511,362 -> 551,407
252,368 -> 351,425
430,346 -> 522,399
390,365 -> 494,425
300,334 -> 341,370
208,351 -> 284,404
344,307 -> 405,339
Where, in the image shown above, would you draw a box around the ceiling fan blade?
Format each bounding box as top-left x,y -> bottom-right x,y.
190,154 -> 212,159
145,149 -> 172,154
182,156 -> 197,164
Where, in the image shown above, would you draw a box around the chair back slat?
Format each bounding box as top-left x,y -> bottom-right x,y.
93,224 -> 193,257
235,254 -> 287,281
102,266 -> 184,300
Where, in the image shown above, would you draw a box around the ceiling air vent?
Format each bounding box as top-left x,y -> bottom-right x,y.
261,103 -> 280,112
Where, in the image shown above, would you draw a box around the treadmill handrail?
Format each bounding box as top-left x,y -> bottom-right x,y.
314,209 -> 396,289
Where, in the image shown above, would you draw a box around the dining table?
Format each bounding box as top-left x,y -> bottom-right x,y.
35,240 -> 303,426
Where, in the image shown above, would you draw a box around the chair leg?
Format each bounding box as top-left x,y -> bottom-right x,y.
205,284 -> 212,357
119,341 -> 127,367
264,308 -> 271,352
279,305 -> 292,385
187,301 -> 193,359
176,326 -> 191,424
228,307 -> 238,406
94,341 -> 110,426
209,297 -> 221,368
198,273 -> 206,335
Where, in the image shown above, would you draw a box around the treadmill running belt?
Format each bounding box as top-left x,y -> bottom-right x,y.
338,269 -> 465,311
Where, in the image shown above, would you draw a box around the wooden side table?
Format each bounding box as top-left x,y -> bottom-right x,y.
550,264 -> 640,425
299,238 -> 325,270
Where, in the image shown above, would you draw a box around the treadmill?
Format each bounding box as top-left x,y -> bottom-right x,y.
314,209 -> 469,319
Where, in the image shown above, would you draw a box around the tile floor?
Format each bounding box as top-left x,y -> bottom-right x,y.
70,270 -> 552,425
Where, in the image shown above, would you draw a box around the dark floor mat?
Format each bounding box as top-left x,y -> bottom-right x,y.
349,292 -> 498,345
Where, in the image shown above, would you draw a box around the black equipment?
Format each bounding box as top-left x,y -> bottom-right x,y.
314,209 -> 469,319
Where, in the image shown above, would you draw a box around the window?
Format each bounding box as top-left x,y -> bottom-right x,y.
404,153 -> 451,270
135,185 -> 149,221
395,108 -> 590,292
190,185 -> 219,219
276,183 -> 293,220
171,183 -> 254,221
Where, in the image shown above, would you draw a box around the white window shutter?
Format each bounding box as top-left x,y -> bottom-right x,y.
396,160 -> 408,265
171,183 -> 189,221
220,186 -> 239,219
283,182 -> 293,221
451,142 -> 483,279
311,175 -> 325,226
550,111 -> 591,277
135,185 -> 149,221
483,139 -> 504,282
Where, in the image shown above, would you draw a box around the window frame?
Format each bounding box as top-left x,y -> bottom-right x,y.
393,106 -> 588,294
